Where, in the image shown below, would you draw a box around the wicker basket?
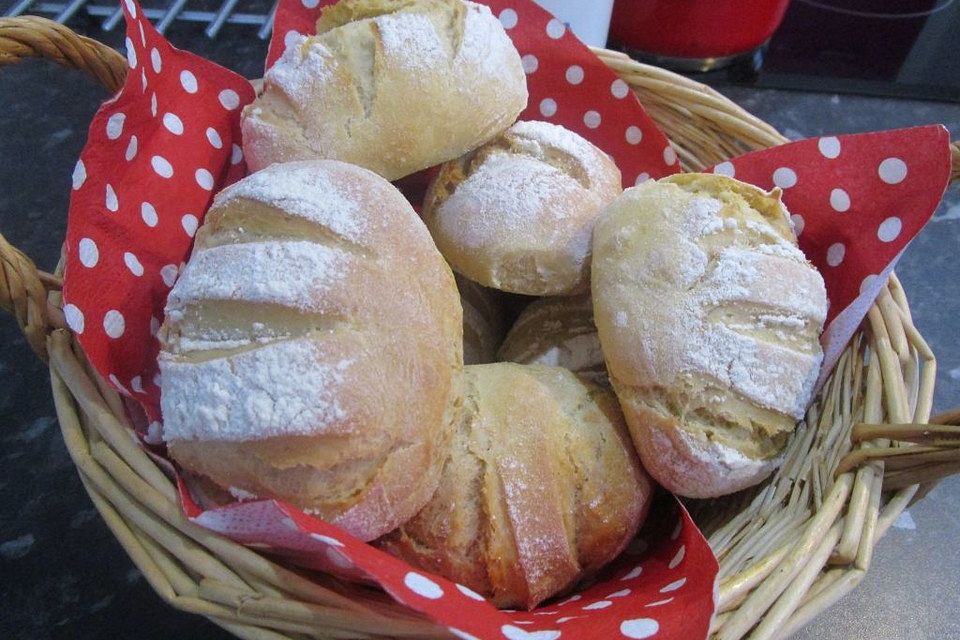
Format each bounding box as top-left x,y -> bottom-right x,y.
2,15 -> 959,640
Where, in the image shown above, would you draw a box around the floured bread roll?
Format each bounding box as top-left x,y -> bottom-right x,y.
498,295 -> 606,385
592,174 -> 827,498
378,363 -> 652,609
241,0 -> 527,181
456,274 -> 504,365
158,160 -> 463,541
423,120 -> 622,295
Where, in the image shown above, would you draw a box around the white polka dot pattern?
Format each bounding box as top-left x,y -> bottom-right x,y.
124,252 -> 144,276
621,565 -> 643,581
106,113 -> 125,140
195,168 -> 214,190
125,135 -> 139,161
826,242 -> 846,267
181,214 -> 199,237
565,65 -> 584,85
545,18 -> 566,38
456,583 -> 486,601
141,202 -> 158,227
206,127 -> 223,149
712,161 -> 735,177
521,54 -> 539,74
818,136 -> 841,159
878,157 -> 907,184
103,310 -> 125,338
611,79 -> 629,99
160,264 -> 179,287
404,572 -> 444,599
830,188 -> 850,212
180,69 -> 198,93
620,618 -> 659,638
502,625 -> 560,640
877,216 -> 902,242
663,145 -> 677,166
218,89 -> 240,110
78,238 -> 99,267
668,545 -> 685,569
162,112 -> 184,135
64,304 -> 85,334
125,37 -> 137,68
773,167 -> 798,188
151,155 -> 174,178
659,578 -> 686,593
539,98 -> 557,118
105,184 -> 119,212
860,274 -> 879,296
72,160 -> 86,190
308,533 -> 343,547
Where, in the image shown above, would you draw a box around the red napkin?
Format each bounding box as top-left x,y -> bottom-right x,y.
703,128 -> 952,377
183,485 -> 715,640
59,1 -> 952,639
62,0 -> 255,417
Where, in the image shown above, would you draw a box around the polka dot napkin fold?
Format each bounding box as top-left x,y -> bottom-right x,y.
182,485 -> 715,640
63,0 -> 254,416
58,1 -> 952,639
705,127 -> 952,379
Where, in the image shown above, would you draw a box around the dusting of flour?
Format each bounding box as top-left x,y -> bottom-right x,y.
161,339 -> 353,442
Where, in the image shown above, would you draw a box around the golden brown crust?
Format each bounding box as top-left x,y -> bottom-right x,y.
497,294 -> 606,385
377,364 -> 652,609
242,0 -> 527,181
423,121 -> 622,295
591,174 -> 826,498
160,160 -> 463,541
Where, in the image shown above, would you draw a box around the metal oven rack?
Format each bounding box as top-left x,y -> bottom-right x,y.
3,0 -> 279,39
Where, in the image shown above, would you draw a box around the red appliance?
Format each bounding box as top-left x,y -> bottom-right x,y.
610,0 -> 791,68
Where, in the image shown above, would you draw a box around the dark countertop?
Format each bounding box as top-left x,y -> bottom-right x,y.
1,19 -> 958,640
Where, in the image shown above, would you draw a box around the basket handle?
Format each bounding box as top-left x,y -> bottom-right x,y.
0,16 -> 127,360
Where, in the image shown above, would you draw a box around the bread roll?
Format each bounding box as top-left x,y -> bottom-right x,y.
159,160 -> 463,541
456,274 -> 505,365
378,363 -> 652,609
241,0 -> 527,181
423,120 -> 622,295
592,174 -> 827,498
498,295 -> 606,385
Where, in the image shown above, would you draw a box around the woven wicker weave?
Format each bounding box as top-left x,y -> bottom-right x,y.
2,16 -> 960,640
